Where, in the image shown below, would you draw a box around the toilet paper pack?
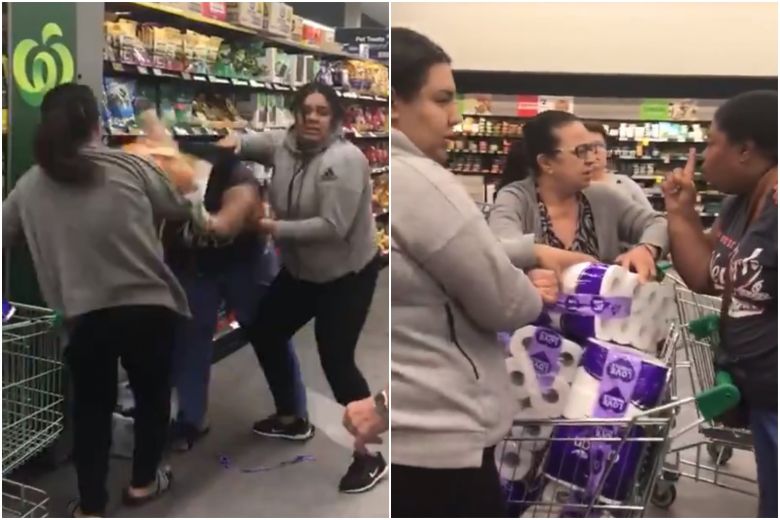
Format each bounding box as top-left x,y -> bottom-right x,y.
506,326 -> 584,419
495,438 -> 535,482
542,262 -> 675,354
544,339 -> 669,503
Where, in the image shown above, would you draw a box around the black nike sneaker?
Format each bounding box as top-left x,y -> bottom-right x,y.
339,452 -> 388,493
252,415 -> 315,441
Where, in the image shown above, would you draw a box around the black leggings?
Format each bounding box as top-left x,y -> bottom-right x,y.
391,447 -> 506,518
65,305 -> 178,515
246,255 -> 380,413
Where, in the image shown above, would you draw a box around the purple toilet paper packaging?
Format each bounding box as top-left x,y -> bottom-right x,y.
541,262 -> 674,354
505,326 -> 583,418
544,339 -> 669,503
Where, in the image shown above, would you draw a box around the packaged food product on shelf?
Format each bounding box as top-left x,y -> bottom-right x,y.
104,77 -> 138,132
264,2 -> 294,37
226,2 -> 265,30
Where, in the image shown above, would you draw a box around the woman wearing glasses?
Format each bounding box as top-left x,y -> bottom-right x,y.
489,111 -> 667,282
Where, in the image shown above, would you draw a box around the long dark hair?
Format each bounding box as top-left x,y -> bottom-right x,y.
496,110 -> 581,193
714,90 -> 777,164
34,83 -> 100,184
290,81 -> 345,131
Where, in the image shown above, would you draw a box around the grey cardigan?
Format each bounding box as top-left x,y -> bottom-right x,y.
239,129 -> 377,282
391,130 -> 543,468
489,177 -> 669,268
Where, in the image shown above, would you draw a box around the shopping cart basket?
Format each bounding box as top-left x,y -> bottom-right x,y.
3,303 -> 65,517
498,324 -> 741,517
653,273 -> 757,505
2,479 -> 49,518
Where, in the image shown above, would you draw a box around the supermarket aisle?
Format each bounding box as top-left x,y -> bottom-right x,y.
25,270 -> 389,518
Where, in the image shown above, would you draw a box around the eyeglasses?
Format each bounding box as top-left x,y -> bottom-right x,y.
553,142 -> 605,159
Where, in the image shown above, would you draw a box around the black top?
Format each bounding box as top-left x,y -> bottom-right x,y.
710,191 -> 777,409
537,191 -> 600,257
163,144 -> 262,274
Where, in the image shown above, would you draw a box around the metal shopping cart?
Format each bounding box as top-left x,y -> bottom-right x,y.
498,324 -> 741,517
651,274 -> 757,507
3,303 -> 65,518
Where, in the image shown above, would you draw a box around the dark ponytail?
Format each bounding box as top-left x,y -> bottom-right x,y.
495,110 -> 581,196
34,83 -> 100,184
496,139 -> 532,193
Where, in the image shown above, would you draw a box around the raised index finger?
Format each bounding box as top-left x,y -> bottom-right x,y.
682,147 -> 697,180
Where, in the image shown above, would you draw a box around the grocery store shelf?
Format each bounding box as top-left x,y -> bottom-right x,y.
615,138 -> 706,144
462,113 -> 528,119
452,133 -> 522,139
611,155 -> 703,162
345,131 -> 389,139
449,149 -> 508,156
104,61 -> 388,101
121,2 -> 382,63
451,169 -> 500,177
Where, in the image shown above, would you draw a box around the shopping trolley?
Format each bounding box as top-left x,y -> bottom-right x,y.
3,303 -> 65,517
498,324 -> 740,517
652,273 -> 757,506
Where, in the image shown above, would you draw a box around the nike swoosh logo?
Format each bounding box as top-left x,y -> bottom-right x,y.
369,469 -> 379,478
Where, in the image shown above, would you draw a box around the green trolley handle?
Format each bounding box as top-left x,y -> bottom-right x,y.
694,370 -> 742,422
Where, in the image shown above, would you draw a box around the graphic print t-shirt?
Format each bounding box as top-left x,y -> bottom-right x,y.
709,193 -> 777,361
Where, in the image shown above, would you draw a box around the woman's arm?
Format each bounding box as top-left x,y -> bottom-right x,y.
668,211 -> 718,293
217,131 -> 285,167
615,175 -> 655,211
2,188 -> 23,247
614,189 -> 669,256
208,184 -> 259,238
489,187 -> 538,269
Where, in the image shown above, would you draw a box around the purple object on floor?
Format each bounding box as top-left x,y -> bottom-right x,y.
219,454 -> 316,473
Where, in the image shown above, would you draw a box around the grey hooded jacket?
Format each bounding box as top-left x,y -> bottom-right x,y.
391,129 -> 543,469
239,129 -> 377,282
489,177 -> 669,269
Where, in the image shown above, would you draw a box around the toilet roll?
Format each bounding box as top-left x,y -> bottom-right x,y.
552,263 -> 674,354
495,439 -> 534,482
506,326 -> 583,419
520,479 -> 614,518
545,339 -> 669,503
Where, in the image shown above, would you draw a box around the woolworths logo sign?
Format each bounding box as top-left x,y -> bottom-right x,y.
13,22 -> 74,107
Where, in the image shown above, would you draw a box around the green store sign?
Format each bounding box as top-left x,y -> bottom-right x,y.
7,3 -> 77,304
12,22 -> 74,107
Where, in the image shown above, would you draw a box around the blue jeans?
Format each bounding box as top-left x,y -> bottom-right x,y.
751,409 -> 778,518
172,246 -> 307,428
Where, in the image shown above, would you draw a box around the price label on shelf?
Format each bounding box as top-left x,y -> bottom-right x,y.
181,72 -> 191,80
249,79 -> 264,88
231,78 -> 249,86
172,126 -> 188,136
209,76 -> 231,84
152,68 -> 164,77
137,66 -> 149,75
192,75 -> 207,82
111,62 -> 125,73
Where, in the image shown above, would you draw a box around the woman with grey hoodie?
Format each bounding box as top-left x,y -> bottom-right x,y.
217,82 -> 385,494
489,110 -> 668,281
390,28 -> 583,518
